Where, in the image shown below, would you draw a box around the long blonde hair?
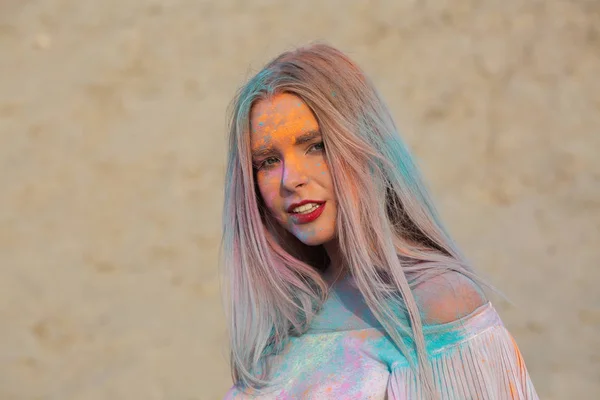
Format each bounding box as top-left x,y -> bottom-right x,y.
220,42 -> 484,398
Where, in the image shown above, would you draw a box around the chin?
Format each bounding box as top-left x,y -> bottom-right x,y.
297,236 -> 325,247
291,228 -> 334,247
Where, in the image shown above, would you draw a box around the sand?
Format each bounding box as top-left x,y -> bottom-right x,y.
0,1 -> 598,399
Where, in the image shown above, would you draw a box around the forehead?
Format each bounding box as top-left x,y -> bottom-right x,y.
250,93 -> 319,144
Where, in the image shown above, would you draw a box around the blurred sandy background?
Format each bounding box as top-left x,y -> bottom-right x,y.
1,1 -> 599,399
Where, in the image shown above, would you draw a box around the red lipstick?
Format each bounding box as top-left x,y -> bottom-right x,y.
289,202 -> 326,224
287,199 -> 324,213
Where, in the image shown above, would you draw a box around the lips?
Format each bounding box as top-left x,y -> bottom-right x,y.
286,199 -> 325,213
290,201 -> 326,224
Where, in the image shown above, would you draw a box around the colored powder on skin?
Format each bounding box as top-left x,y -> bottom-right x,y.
297,226 -> 318,241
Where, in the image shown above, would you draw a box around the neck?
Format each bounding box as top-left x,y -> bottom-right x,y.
322,239 -> 347,284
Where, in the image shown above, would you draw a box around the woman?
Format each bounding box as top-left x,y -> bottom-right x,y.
220,43 -> 538,399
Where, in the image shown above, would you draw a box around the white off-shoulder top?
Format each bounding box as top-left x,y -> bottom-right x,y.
224,275 -> 539,399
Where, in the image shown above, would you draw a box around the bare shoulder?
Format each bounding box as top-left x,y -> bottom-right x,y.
223,386 -> 246,400
411,270 -> 487,325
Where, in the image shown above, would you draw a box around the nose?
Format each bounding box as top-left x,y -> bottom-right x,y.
281,158 -> 308,190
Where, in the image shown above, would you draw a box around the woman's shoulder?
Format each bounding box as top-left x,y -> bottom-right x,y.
411,270 -> 487,325
310,270 -> 488,333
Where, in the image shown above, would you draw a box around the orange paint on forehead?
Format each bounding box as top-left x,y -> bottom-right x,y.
250,93 -> 319,144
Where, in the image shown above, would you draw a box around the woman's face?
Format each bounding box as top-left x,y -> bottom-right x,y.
250,93 -> 337,246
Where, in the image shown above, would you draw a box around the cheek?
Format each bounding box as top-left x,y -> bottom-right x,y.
257,174 -> 280,209
315,162 -> 333,186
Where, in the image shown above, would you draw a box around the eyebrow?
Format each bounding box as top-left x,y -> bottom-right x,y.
251,130 -> 322,159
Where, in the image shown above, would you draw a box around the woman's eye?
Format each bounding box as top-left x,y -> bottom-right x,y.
310,141 -> 325,152
256,143 -> 324,171
259,157 -> 279,169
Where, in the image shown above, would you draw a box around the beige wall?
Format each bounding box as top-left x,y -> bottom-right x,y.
1,1 -> 598,399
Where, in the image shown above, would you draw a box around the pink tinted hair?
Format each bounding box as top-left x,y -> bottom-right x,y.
220,42 -> 488,398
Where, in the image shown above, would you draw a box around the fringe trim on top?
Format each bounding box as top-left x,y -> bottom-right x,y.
387,323 -> 539,399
